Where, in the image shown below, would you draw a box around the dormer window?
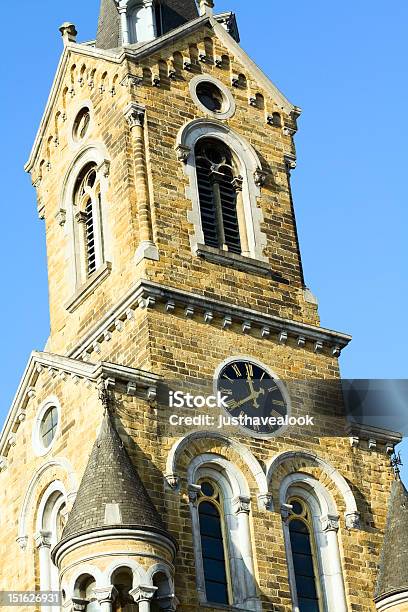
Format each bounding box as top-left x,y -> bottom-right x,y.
127,0 -> 158,44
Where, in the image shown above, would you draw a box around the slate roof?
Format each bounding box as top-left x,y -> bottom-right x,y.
375,478 -> 408,601
59,412 -> 171,542
96,0 -> 199,50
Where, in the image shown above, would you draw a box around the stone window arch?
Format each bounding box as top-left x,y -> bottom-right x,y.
35,481 -> 68,608
60,145 -> 111,308
176,119 -> 268,269
73,574 -> 100,611
187,454 -> 261,611
280,474 -> 347,612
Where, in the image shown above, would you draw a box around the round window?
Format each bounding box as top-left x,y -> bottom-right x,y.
73,107 -> 91,142
39,405 -> 59,449
196,82 -> 224,113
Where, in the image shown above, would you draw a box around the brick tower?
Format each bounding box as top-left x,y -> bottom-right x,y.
0,1 -> 404,611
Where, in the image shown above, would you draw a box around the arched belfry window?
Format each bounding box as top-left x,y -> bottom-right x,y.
288,498 -> 322,612
197,480 -> 231,605
73,163 -> 104,281
126,0 -> 158,44
195,138 -> 248,256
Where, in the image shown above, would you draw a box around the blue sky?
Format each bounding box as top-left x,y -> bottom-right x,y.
0,0 -> 407,483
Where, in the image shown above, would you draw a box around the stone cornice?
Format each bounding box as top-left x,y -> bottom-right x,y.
0,352 -> 159,463
68,279 -> 352,362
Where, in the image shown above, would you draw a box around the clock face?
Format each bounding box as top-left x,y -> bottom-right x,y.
216,359 -> 289,437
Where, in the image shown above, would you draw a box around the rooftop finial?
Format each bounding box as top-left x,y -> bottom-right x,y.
59,22 -> 77,46
199,0 -> 214,16
390,451 -> 403,480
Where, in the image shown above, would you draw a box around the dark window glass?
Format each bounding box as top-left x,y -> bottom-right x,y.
199,499 -> 229,605
85,199 -> 96,276
201,481 -> 215,497
289,518 -> 319,612
195,139 -> 241,254
196,82 -> 224,112
40,406 -> 58,448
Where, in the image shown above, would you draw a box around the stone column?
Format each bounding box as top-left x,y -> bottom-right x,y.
124,103 -> 159,265
34,531 -> 52,592
119,7 -> 129,45
232,175 -> 249,256
93,586 -> 117,612
232,496 -> 258,604
129,585 -> 158,612
321,516 -> 347,612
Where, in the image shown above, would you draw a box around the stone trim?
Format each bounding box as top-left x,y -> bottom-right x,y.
189,74 -> 236,120
194,244 -> 287,281
0,351 -> 160,461
65,262 -> 112,313
375,590 -> 408,610
67,279 -> 352,362
346,423 -> 402,453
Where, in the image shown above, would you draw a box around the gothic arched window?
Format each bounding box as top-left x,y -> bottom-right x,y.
195,138 -> 246,255
73,163 -> 104,281
197,480 -> 231,605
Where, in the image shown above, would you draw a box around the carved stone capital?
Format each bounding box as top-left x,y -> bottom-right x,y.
121,73 -> 143,90
254,169 -> 268,187
130,585 -> 158,603
34,530 -> 52,549
75,211 -> 87,224
280,503 -> 293,523
55,209 -> 67,227
165,473 -> 180,490
125,103 -> 146,129
97,159 -> 111,178
284,154 -> 297,172
70,598 -> 88,612
231,175 -> 244,192
258,493 -> 273,511
93,586 -> 118,604
345,511 -> 361,530
16,536 -> 28,550
321,514 -> 340,533
175,144 -> 191,163
232,495 -> 251,515
188,484 -> 202,505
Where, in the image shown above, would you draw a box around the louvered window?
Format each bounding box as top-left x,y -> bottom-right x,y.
195,139 -> 242,254
74,163 -> 103,280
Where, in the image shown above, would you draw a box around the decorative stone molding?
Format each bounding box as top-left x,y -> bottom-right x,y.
124,103 -> 146,129
97,159 -> 111,179
55,209 -> 67,227
204,310 -> 213,324
345,511 -> 361,530
297,335 -> 306,348
261,326 -> 270,338
284,153 -> 297,172
321,514 -> 340,533
34,530 -> 52,549
16,536 -> 28,551
59,22 -> 77,46
254,169 -> 268,187
280,503 -> 293,523
282,126 -> 296,137
64,279 -> 351,364
93,586 -> 118,604
130,585 -> 158,603
232,495 -> 251,515
70,599 -> 88,612
0,457 -> 7,472
242,320 -> 251,334
222,315 -> 232,329
278,330 -> 288,345
314,341 -> 323,353
368,438 -> 377,451
257,493 -> 273,511
188,484 -> 202,505
120,73 -> 143,90
164,473 -> 179,490
346,423 -> 402,453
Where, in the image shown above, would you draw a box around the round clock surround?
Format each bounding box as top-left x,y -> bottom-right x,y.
214,356 -> 291,439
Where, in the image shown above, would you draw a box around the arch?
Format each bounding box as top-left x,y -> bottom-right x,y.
64,565 -> 104,600
18,458 -> 78,548
175,119 -> 267,262
279,473 -> 347,612
105,559 -> 149,587
166,431 -> 268,496
187,453 -> 250,499
60,143 -> 112,294
266,450 -> 359,520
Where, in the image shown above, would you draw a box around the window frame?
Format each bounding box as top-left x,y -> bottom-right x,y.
32,397 -> 62,457
176,119 -> 268,272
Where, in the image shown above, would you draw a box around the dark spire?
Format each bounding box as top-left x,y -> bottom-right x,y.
375,478 -> 408,602
58,412 -> 172,543
96,0 -> 199,50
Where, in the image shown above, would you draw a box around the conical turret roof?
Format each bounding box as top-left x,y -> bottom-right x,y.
375,478 -> 408,602
96,0 -> 199,50
59,412 -> 172,543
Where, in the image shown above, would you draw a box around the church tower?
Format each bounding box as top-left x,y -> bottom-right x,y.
0,1 -> 404,611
